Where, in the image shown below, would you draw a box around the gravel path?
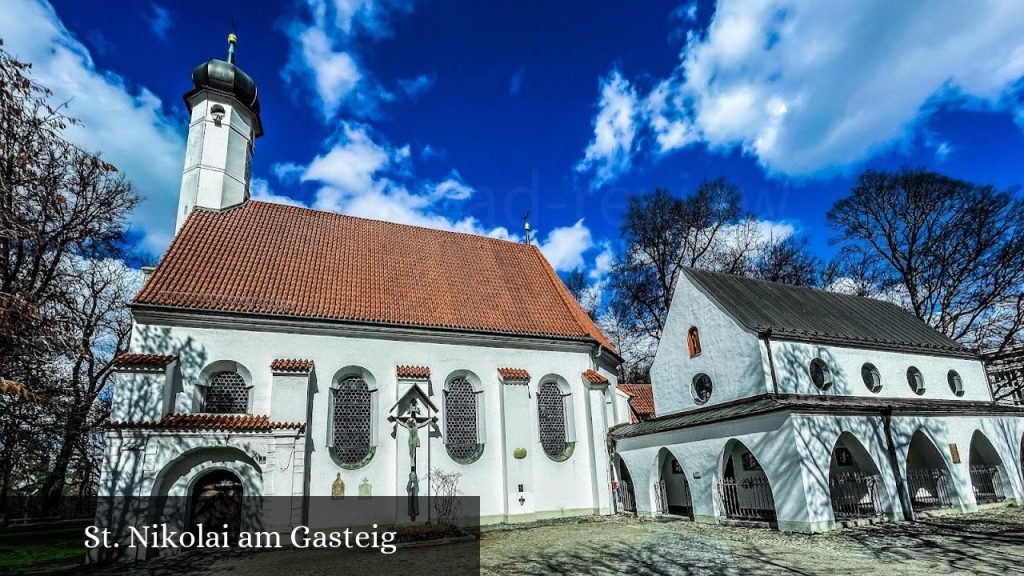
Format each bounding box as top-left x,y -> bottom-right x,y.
479,507 -> 1024,575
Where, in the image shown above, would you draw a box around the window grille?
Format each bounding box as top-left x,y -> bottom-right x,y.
810,358 -> 833,390
333,376 -> 372,465
692,373 -> 713,404
907,366 -> 926,395
445,378 -> 480,462
538,382 -> 567,457
204,371 -> 249,413
862,363 -> 882,393
947,370 -> 964,397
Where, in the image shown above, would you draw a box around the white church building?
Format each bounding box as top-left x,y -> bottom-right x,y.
97,38 -> 622,544
610,268 -> 1024,532
99,37 -> 1024,548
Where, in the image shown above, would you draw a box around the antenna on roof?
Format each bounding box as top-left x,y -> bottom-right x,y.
227,18 -> 238,64
523,212 -> 531,245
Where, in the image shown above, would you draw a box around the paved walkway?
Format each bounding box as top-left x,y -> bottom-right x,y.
480,507 -> 1024,575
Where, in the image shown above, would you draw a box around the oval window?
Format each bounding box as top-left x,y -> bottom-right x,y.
861,363 -> 882,393
907,366 -> 925,395
691,373 -> 713,405
809,358 -> 833,391
947,370 -> 964,397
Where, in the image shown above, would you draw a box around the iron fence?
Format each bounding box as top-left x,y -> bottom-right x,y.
969,465 -> 1005,504
906,468 -> 955,511
717,477 -> 776,522
616,481 -> 636,514
829,472 -> 882,519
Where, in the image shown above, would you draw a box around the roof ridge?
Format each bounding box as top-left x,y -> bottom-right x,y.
683,266 -> 910,308
246,200 -> 532,249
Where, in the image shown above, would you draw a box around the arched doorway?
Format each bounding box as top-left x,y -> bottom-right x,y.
717,440 -> 777,522
905,430 -> 956,511
190,470 -> 243,538
615,458 -> 637,514
655,448 -> 693,518
968,431 -> 1009,504
828,432 -> 886,520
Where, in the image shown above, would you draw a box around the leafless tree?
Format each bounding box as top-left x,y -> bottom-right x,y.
827,167 -> 1024,353
608,179 -> 820,344
0,42 -> 139,514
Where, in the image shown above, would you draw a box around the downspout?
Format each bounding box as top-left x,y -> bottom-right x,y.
882,408 -> 914,521
761,329 -> 780,396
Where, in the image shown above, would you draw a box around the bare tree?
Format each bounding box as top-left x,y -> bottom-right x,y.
827,167 -> 1024,353
609,179 -> 820,344
0,43 -> 139,514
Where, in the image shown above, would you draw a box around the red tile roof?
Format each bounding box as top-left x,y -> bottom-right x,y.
582,368 -> 609,385
112,353 -> 177,369
134,202 -> 615,353
270,358 -> 314,373
619,383 -> 655,423
106,413 -> 305,432
498,367 -> 531,381
397,365 -> 431,379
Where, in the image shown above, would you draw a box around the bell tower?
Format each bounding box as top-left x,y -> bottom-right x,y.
176,33 -> 264,231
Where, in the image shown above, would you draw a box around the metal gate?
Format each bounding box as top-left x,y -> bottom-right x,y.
906,468 -> 955,511
717,477 -> 776,522
970,465 -> 1005,504
829,472 -> 882,519
655,480 -> 668,515
617,481 -> 636,514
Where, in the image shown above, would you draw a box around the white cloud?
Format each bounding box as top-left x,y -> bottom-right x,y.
580,0 -> 1024,183
143,4 -> 173,40
284,0 -> 414,119
575,70 -> 639,189
539,219 -> 594,272
398,73 -> 435,99
0,0 -> 186,254
589,241 -> 615,283
250,178 -> 307,208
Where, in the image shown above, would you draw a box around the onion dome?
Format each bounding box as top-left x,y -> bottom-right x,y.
183,34 -> 264,137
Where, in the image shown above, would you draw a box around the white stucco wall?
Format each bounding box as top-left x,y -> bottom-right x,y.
650,275 -> 768,416
614,410 -> 1024,532
114,314 -> 619,525
771,340 -> 991,402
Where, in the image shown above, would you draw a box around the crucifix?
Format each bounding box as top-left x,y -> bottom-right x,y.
391,398 -> 435,521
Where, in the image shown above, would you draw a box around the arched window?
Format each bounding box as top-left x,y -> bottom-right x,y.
691,373 -> 713,404
203,371 -> 249,413
538,380 -> 575,461
330,375 -> 375,468
907,366 -> 926,395
862,363 -> 882,393
687,327 -> 702,358
445,377 -> 484,464
809,358 -> 833,391
947,370 -> 964,397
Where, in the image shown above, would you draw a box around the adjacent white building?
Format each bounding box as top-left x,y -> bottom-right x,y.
96,40 -> 622,550
611,268 -> 1024,531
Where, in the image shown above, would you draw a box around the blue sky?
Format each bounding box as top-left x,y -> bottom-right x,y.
2,0 -> 1024,286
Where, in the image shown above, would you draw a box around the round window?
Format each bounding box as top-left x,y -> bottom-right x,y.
947,370 -> 964,397
907,366 -> 925,395
809,358 -> 833,390
691,373 -> 713,405
861,363 -> 882,393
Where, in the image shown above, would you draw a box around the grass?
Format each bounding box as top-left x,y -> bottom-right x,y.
0,526 -> 87,575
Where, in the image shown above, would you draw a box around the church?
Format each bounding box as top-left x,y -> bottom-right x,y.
99,36 -> 1024,555
97,37 -> 622,549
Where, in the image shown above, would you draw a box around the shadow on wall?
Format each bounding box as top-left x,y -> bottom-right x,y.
773,343 -> 846,394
